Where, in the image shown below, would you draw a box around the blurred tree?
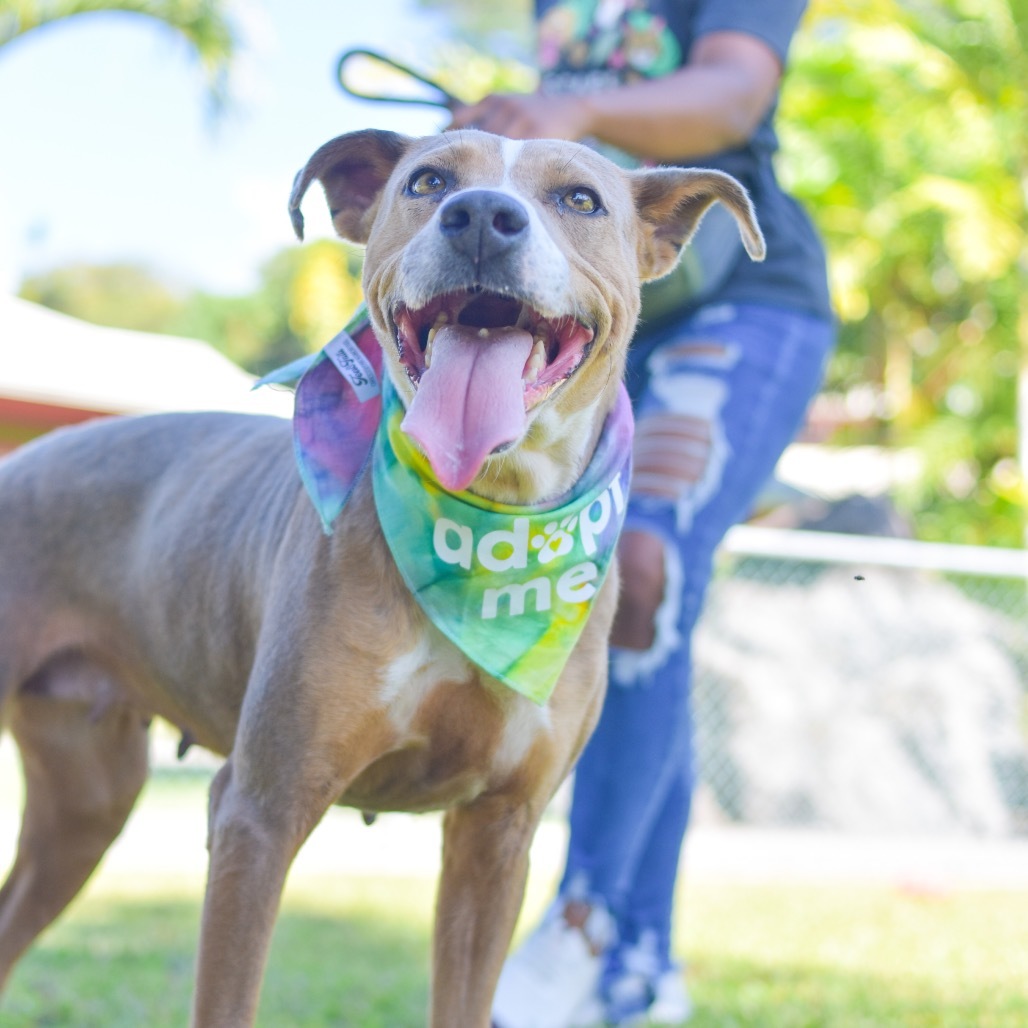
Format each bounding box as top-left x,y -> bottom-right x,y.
19,263 -> 183,333
17,240 -> 364,376
430,41 -> 537,104
416,0 -> 532,55
171,239 -> 365,375
0,0 -> 237,108
783,0 -> 1027,545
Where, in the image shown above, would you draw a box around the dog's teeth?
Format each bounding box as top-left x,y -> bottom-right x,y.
477,328 -> 490,339
523,337 -> 548,384
425,326 -> 437,366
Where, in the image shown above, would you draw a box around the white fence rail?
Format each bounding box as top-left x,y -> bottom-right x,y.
724,525 -> 1028,578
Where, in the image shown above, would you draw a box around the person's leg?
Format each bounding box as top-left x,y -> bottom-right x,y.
565,305 -> 834,995
614,764 -> 692,962
562,548 -> 693,911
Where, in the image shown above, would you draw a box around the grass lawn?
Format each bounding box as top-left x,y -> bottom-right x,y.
2,772 -> 1027,1026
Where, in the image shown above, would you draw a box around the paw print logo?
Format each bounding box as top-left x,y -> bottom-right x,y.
532,515 -> 577,565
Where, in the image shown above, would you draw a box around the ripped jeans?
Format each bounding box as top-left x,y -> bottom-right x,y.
559,302 -> 835,969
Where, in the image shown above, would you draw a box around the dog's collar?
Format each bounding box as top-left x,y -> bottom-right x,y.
373,383 -> 632,704
260,308 -> 634,703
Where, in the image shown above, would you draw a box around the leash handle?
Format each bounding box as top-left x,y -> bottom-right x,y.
336,48 -> 463,111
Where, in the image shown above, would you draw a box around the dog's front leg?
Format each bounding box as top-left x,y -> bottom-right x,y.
190,758 -> 328,1028
431,795 -> 542,1028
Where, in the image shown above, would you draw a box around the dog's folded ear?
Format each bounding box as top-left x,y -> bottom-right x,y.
290,129 -> 413,244
630,167 -> 766,283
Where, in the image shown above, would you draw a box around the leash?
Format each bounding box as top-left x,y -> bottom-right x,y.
336,48 -> 464,111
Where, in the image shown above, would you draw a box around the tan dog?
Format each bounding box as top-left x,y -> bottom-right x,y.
0,129 -> 762,1026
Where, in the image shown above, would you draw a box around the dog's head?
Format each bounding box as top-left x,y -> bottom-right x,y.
290,129 -> 763,502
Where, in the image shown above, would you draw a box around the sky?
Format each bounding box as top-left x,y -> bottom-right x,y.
0,0 -> 471,296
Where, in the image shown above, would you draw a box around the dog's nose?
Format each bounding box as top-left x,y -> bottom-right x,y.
439,190 -> 529,264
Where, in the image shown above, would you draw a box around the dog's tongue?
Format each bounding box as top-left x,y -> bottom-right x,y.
401,324 -> 534,492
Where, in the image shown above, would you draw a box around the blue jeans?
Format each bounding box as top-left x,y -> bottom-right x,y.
559,302 -> 835,969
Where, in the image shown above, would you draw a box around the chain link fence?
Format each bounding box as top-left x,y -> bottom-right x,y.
693,527 -> 1028,837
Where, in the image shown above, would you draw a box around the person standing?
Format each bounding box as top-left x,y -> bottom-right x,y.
450,3 -> 835,1024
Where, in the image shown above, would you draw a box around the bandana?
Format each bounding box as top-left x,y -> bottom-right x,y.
373,385 -> 633,704
259,307 -> 634,704
257,306 -> 382,532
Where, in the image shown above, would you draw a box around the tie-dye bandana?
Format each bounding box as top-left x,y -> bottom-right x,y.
373,385 -> 633,704
259,307 -> 634,704
256,305 -> 383,532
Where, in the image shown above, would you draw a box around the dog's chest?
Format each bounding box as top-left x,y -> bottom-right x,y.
348,627 -> 552,810
377,630 -> 471,730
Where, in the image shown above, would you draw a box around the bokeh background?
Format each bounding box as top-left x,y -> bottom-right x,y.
1,2 -> 1027,1025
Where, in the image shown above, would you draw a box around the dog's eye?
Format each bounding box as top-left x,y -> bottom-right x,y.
409,169 -> 448,196
562,187 -> 601,214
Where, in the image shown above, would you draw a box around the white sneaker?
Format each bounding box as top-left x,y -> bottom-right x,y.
646,968 -> 693,1024
602,933 -> 693,1026
567,991 -> 606,1027
566,966 -> 693,1027
492,901 -> 614,1028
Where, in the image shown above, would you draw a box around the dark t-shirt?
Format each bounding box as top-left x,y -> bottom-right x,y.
535,0 -> 833,322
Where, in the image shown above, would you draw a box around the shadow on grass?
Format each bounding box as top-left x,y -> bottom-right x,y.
2,897 -> 430,1027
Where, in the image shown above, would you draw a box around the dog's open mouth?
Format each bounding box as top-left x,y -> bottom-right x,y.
392,291 -> 595,492
394,291 -> 594,408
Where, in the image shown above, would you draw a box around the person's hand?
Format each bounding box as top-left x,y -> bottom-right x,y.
448,92 -> 593,142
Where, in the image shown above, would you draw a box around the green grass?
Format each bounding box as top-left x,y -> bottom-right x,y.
678,883 -> 1028,1027
2,877 -> 435,1027
1,770 -> 1026,1026
5,874 -> 1027,1026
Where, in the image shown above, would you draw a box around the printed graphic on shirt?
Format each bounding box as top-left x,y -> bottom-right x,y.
538,0 -> 682,91
536,0 -> 683,168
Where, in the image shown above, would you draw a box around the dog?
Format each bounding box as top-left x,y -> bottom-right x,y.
0,128 -> 762,1026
